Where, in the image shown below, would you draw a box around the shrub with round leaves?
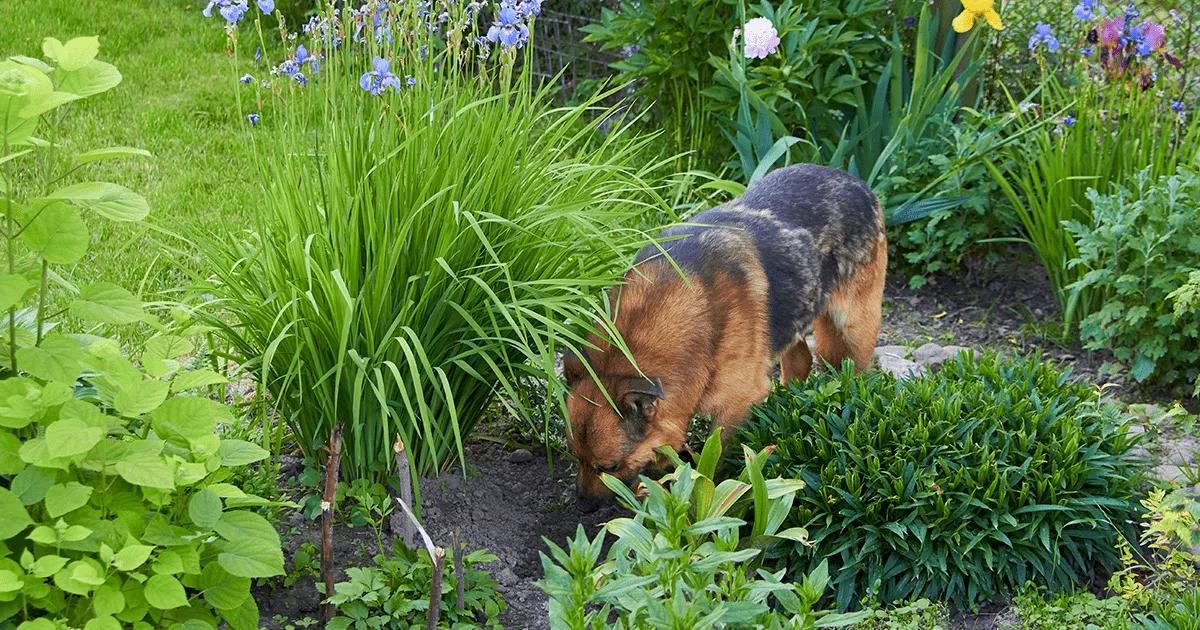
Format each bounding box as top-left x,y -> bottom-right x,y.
1,36 -> 285,629
732,352 -> 1146,610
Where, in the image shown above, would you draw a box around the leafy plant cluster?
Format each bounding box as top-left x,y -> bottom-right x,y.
1,37 -> 284,629
201,1 -> 669,485
326,542 -> 505,630
540,432 -> 872,629
733,353 -> 1147,611
1066,166 -> 1200,396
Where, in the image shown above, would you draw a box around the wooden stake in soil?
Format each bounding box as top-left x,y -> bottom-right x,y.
320,424 -> 344,625
391,435 -> 419,549
395,495 -> 446,630
452,530 -> 465,611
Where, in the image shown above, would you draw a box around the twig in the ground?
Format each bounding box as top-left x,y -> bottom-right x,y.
394,495 -> 445,630
452,530 -> 465,611
320,424 -> 344,625
390,435 -> 419,548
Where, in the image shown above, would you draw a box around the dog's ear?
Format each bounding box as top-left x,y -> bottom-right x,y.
618,376 -> 662,439
562,348 -> 589,384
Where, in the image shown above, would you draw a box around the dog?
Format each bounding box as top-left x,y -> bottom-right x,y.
563,164 -> 887,512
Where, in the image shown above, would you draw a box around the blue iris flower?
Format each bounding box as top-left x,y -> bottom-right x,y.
239,74 -> 253,84
359,57 -> 402,95
1072,0 -> 1103,21
256,0 -> 274,14
1172,101 -> 1186,113
203,0 -> 249,24
487,4 -> 529,48
406,75 -> 416,86
1028,23 -> 1060,53
1063,115 -> 1077,127
1081,47 -> 1093,57
247,113 -> 261,127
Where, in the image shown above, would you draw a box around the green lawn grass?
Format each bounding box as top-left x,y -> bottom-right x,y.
1,0 -> 256,302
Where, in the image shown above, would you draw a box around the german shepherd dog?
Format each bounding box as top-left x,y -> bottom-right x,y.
563,164 -> 887,512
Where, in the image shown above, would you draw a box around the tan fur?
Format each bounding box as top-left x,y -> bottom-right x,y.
566,232 -> 887,502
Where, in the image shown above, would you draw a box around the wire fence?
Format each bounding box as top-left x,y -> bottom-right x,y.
528,8 -> 619,100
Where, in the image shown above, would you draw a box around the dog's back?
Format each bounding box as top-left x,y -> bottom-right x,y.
635,164 -> 885,352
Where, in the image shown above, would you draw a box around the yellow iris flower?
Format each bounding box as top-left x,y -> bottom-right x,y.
953,0 -> 1004,33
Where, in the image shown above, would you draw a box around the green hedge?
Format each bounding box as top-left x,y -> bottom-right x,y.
733,352 -> 1147,610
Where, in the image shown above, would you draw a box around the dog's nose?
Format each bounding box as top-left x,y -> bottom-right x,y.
575,487 -> 610,514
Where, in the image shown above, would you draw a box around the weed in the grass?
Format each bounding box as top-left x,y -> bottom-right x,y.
284,542 -> 321,589
734,353 -> 1147,610
851,598 -> 949,630
198,2 -> 670,490
344,478 -> 394,553
325,541 -> 505,630
1012,586 -> 1132,630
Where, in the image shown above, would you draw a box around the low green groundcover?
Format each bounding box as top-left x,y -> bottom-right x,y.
734,352 -> 1146,610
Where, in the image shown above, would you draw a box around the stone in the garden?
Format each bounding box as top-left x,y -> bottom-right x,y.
496,567 -> 520,586
912,342 -> 969,369
508,448 -> 534,464
874,345 -> 925,379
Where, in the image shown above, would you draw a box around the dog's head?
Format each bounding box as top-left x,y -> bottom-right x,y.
563,348 -> 683,512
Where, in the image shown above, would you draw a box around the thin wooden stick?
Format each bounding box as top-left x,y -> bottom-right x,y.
320,424 -> 344,625
391,435 -> 418,548
452,530 -> 465,611
394,495 -> 444,629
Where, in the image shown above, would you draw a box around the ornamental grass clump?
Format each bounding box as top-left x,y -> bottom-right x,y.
200,1 -> 668,486
733,352 -> 1147,611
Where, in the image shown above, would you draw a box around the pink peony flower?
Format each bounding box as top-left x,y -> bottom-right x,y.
743,17 -> 780,59
1140,21 -> 1165,51
1101,17 -> 1124,48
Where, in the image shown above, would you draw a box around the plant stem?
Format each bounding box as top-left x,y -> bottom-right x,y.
320,423 -> 344,624
35,259 -> 47,345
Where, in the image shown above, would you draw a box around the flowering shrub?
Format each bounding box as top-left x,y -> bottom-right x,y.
198,1 -> 668,484
1066,167 -> 1200,395
1,37 -> 284,628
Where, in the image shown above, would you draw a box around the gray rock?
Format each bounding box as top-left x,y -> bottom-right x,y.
508,448 -> 534,464
912,343 -> 969,369
874,346 -> 925,379
496,567 -> 520,586
1156,464 -> 1186,484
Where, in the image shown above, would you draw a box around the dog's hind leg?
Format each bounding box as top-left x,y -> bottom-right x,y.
780,338 -> 813,384
813,235 -> 887,371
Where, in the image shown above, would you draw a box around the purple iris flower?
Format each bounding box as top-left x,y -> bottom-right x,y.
203,0 -> 249,24
487,4 -> 529,48
1029,23 -> 1061,53
359,57 -> 402,95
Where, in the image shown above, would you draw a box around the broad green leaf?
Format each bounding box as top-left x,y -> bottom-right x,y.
0,432 -> 23,474
93,583 -> 126,616
115,441 -> 174,490
55,60 -> 122,98
0,488 -> 32,539
19,90 -> 80,118
0,60 -> 52,145
54,559 -> 105,595
221,593 -> 259,630
16,619 -> 57,630
28,554 -> 68,578
42,37 -> 100,72
113,379 -> 170,417
171,369 -> 228,392
44,481 -> 93,517
0,569 -> 22,593
15,334 -> 85,383
188,488 -> 222,529
21,202 -> 89,263
143,574 -> 188,609
0,377 -> 41,429
217,440 -> 269,467
74,146 -> 153,164
112,545 -> 155,572
0,273 -> 32,311
217,538 -> 285,578
200,562 -> 250,610
44,181 -> 148,221
70,282 -> 145,324
45,417 -> 103,458
10,466 -> 56,504
84,616 -> 122,630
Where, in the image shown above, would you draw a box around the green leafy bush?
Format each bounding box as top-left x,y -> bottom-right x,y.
326,542 -> 505,630
539,432 -> 869,628
202,3 -> 667,483
1,37 -> 284,629
734,353 -> 1146,610
1066,167 -> 1200,395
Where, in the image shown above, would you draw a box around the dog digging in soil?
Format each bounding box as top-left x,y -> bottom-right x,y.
563,164 -> 888,512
